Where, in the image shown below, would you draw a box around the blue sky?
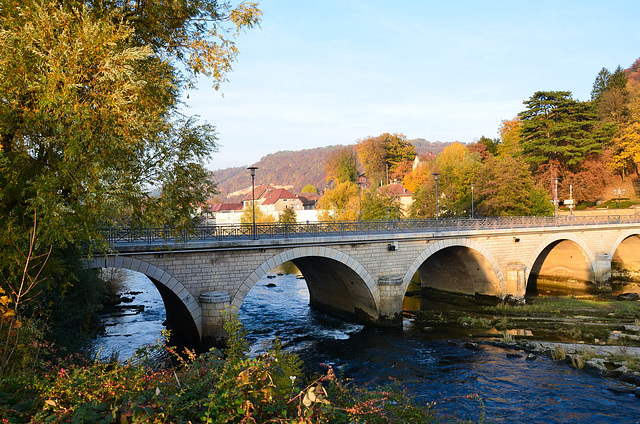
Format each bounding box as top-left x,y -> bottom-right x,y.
184,0 -> 640,171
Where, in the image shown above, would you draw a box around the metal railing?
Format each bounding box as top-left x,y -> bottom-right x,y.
99,214 -> 640,246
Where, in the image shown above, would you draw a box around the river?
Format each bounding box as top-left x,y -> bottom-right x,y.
94,270 -> 640,423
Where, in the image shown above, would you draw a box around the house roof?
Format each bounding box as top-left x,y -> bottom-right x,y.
261,188 -> 300,205
380,183 -> 413,197
241,184 -> 275,202
209,202 -> 243,212
297,193 -> 320,206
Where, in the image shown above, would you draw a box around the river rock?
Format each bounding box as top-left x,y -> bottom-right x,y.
463,342 -> 482,351
526,353 -> 537,361
608,385 -> 637,395
266,283 -> 277,287
616,292 -> 639,301
507,352 -> 523,358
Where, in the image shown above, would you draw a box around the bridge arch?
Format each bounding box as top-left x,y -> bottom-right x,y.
86,256 -> 202,344
234,246 -> 379,323
403,238 -> 506,298
608,230 -> 640,275
608,230 -> 640,259
525,233 -> 596,290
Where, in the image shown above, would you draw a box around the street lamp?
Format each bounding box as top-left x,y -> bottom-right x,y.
357,173 -> 366,221
247,166 -> 258,239
614,188 -> 626,209
432,173 -> 440,220
554,178 -> 559,218
470,184 -> 475,218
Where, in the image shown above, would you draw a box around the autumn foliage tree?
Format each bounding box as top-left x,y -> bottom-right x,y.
356,133 -> 416,186
318,182 -> 359,221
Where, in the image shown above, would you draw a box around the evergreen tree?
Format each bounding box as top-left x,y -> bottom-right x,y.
518,91 -> 613,175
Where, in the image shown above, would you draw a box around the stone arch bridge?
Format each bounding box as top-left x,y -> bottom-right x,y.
86,216 -> 640,345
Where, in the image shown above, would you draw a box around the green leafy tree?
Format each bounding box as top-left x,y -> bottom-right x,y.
432,143 -> 481,217
361,189 -> 401,220
518,91 -> 613,176
592,66 -> 629,126
301,184 -> 318,194
0,0 -> 260,349
408,184 -> 436,218
476,155 -> 554,216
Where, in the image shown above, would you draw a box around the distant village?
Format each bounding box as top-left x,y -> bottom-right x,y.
199,154 -> 440,225
201,181 -> 415,225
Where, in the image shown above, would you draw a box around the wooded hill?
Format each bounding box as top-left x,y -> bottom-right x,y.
210,139 -> 451,198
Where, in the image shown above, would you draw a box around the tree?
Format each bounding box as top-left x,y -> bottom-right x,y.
323,147 -> 358,184
402,160 -> 433,193
476,156 -> 554,216
301,184 -> 318,194
240,204 -> 275,224
408,184 -> 435,218
433,143 -> 481,217
468,136 -> 499,160
361,189 -> 401,220
609,77 -> 640,176
518,91 -> 613,176
317,182 -> 359,221
592,66 -> 629,124
497,118 -> 523,157
0,0 -> 260,348
278,207 -> 297,223
356,133 -> 416,186
0,0 -> 260,243
591,67 -> 613,101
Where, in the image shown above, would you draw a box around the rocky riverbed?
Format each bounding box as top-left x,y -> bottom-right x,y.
408,284 -> 640,393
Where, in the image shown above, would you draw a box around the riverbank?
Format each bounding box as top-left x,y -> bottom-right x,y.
409,286 -> 640,393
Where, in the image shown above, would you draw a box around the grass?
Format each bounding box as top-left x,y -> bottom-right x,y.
482,297 -> 640,320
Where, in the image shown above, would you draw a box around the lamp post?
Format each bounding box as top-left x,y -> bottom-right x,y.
554,178 -> 559,218
247,166 -> 258,239
357,173 -> 366,221
470,184 -> 475,218
614,188 -> 626,209
432,173 -> 440,220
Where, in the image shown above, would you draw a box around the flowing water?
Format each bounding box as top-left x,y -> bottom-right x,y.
92,270 -> 166,361
95,271 -> 640,423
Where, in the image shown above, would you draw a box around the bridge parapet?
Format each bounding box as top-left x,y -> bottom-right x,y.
99,215 -> 640,251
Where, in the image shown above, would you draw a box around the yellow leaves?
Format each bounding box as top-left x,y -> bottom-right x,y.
0,288 -> 16,321
498,117 -> 524,156
612,121 -> 640,168
302,385 -> 330,408
229,2 -> 262,34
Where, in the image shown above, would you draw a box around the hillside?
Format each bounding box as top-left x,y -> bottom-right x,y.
210,139 -> 451,198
